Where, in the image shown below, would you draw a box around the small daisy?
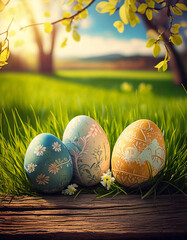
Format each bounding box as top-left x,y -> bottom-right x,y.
34,145 -> 46,156
100,169 -> 115,190
36,174 -> 50,185
87,124 -> 101,138
62,184 -> 78,195
52,142 -> 61,152
27,163 -> 37,173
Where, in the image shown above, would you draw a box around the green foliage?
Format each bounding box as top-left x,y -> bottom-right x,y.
0,70 -> 186,197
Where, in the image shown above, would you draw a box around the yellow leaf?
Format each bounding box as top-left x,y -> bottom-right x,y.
9,30 -> 16,37
0,40 -> 6,50
147,0 -> 155,8
73,3 -> 83,11
67,0 -> 74,6
44,11 -> 51,17
135,15 -> 140,24
44,22 -> 53,33
80,9 -> 88,19
146,38 -> 156,48
171,6 -> 183,15
66,23 -> 71,32
146,9 -> 152,20
0,47 -> 9,62
171,24 -> 181,34
96,1 -> 108,13
113,21 -> 124,33
153,43 -> 161,57
131,2 -> 137,12
61,38 -> 67,48
155,60 -> 164,69
170,35 -> 183,46
176,3 -> 187,11
14,40 -> 24,48
119,4 -> 128,24
0,1 -> 5,12
138,3 -> 147,14
61,12 -> 71,26
163,61 -> 168,72
72,30 -> 80,42
96,1 -> 116,15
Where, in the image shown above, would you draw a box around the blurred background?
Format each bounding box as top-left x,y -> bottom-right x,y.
0,0 -> 186,136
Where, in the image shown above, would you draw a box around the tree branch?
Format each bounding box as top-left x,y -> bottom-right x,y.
19,0 -> 96,31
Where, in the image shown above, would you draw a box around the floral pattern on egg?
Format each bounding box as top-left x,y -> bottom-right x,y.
63,115 -> 110,186
24,133 -> 73,193
112,119 -> 166,187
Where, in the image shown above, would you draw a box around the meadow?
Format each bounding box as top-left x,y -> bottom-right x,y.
0,70 -> 186,198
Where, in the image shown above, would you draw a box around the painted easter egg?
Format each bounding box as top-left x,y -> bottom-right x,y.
63,115 -> 110,186
24,133 -> 73,193
112,119 -> 166,187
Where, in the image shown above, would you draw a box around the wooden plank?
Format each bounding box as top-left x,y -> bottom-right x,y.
0,194 -> 187,240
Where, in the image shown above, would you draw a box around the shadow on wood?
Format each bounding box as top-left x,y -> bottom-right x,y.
0,194 -> 186,240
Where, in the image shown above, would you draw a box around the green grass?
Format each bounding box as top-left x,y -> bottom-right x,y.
0,70 -> 186,198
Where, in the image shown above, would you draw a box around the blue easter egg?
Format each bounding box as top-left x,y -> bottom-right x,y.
24,133 -> 73,193
63,115 -> 110,186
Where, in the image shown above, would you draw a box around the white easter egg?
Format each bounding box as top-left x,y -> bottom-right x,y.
63,115 -> 110,186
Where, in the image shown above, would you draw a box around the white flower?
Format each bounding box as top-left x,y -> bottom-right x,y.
52,142 -> 61,152
27,163 -> 37,173
34,145 -> 46,156
87,124 -> 101,138
100,169 -> 115,190
62,184 -> 78,195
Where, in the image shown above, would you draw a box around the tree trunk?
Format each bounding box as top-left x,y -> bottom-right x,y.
140,14 -> 187,87
38,25 -> 56,74
23,0 -> 55,74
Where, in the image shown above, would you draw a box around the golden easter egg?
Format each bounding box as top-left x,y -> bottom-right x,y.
111,119 -> 166,187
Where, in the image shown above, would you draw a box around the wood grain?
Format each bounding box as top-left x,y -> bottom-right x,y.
0,194 -> 186,240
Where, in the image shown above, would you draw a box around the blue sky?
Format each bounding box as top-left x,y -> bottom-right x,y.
79,1 -> 147,40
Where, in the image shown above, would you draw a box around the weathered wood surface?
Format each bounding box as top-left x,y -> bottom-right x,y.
0,194 -> 187,240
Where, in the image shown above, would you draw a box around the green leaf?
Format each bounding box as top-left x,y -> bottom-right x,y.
119,4 -> 128,24
146,38 -> 156,48
170,35 -> 183,46
61,38 -> 67,48
113,21 -> 124,33
171,6 -> 183,15
153,43 -> 161,57
72,30 -> 80,42
138,3 -> 147,14
176,3 -> 187,11
44,22 -> 53,33
146,9 -> 153,20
